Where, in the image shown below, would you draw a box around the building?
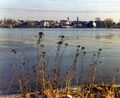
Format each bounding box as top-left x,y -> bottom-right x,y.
39,20 -> 55,28
95,21 -> 106,28
84,21 -> 96,28
72,21 -> 86,28
59,20 -> 72,28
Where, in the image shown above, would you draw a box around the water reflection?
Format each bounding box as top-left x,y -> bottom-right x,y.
95,34 -> 114,40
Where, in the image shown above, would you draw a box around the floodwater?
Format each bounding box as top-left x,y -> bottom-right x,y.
0,28 -> 120,95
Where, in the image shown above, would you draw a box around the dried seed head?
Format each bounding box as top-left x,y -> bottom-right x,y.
99,48 -> 102,51
59,35 -> 65,39
77,45 -> 80,48
64,43 -> 68,46
83,51 -> 86,54
42,51 -> 46,55
39,32 -> 43,36
76,53 -> 79,57
117,68 -> 119,72
57,41 -> 63,45
38,32 -> 44,38
11,49 -> 17,54
82,47 -> 85,50
23,62 -> 25,65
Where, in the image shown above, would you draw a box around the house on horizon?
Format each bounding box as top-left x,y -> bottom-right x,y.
39,20 -> 55,28
84,21 -> 96,28
59,20 -> 72,28
72,21 -> 86,28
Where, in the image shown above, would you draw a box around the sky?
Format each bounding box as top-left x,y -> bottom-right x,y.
0,0 -> 120,21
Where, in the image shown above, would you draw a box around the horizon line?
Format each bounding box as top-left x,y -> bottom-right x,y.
1,7 -> 120,13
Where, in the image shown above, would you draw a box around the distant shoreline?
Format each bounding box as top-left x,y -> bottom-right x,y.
1,28 -> 120,29
1,18 -> 120,29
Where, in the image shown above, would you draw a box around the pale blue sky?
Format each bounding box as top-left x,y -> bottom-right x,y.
0,0 -> 120,21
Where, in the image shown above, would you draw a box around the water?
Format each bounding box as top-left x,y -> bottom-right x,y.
0,28 -> 120,95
